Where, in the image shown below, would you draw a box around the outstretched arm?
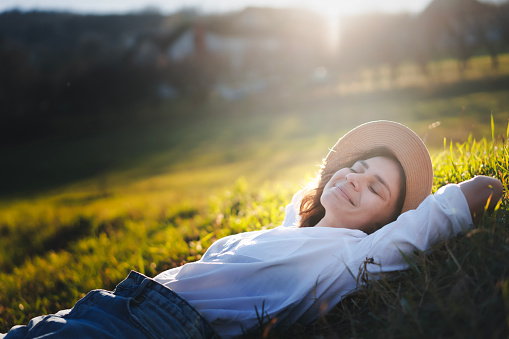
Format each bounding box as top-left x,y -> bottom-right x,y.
362,178 -> 502,274
458,175 -> 503,224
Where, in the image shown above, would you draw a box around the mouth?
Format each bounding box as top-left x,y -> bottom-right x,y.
334,185 -> 355,206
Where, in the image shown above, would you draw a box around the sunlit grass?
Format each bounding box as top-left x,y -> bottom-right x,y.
0,177 -> 295,331
1,125 -> 508,336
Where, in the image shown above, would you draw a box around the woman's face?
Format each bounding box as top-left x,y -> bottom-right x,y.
319,156 -> 402,233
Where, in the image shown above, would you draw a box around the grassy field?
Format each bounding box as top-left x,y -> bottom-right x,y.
1,54 -> 509,336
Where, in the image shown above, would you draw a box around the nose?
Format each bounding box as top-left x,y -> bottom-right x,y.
345,173 -> 362,191
346,171 -> 373,191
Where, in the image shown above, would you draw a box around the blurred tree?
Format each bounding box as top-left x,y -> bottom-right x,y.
418,0 -> 501,72
0,11 -> 169,144
339,14 -> 414,86
337,0 -> 508,84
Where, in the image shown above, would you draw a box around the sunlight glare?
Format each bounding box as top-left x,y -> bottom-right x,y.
234,0 -> 431,52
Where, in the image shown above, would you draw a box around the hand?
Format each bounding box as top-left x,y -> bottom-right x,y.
458,175 -> 503,224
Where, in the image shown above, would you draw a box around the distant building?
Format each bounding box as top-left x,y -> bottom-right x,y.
128,7 -> 330,99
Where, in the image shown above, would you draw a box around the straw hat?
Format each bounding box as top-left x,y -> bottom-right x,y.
322,120 -> 433,213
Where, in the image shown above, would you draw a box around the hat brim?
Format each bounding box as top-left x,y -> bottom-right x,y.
323,120 -> 433,213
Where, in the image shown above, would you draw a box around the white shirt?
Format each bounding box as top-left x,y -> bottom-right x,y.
154,184 -> 472,338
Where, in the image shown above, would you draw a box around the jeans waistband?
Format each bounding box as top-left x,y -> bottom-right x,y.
114,271 -> 218,338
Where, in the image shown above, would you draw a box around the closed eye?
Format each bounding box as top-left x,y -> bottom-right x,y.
369,186 -> 380,196
350,167 -> 357,173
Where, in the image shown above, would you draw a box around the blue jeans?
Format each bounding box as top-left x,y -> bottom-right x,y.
2,271 -> 218,339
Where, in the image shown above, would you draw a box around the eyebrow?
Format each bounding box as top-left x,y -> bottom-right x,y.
359,160 -> 392,198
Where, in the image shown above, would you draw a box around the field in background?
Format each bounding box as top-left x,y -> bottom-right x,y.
1,54 -> 509,335
3,54 -> 509,200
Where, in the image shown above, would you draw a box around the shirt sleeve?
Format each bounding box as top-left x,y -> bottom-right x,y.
358,184 -> 473,273
281,189 -> 303,227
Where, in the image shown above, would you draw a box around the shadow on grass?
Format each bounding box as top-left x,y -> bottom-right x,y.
0,216 -> 111,273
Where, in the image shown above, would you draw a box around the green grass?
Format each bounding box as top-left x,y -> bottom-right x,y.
0,178 -> 295,330
1,54 -> 509,336
2,130 -> 508,337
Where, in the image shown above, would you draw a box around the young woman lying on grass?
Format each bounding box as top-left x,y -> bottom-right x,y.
2,121 -> 503,339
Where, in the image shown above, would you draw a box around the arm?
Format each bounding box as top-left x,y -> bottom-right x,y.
360,178 -> 502,275
458,175 -> 503,224
360,184 -> 473,273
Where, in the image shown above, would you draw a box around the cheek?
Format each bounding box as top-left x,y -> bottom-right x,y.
364,194 -> 387,212
370,198 -> 397,223
321,189 -> 345,214
320,191 -> 334,210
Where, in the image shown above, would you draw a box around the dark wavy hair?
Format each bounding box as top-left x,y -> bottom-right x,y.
298,146 -> 406,233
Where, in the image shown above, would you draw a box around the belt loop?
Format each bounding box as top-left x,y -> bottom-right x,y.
131,277 -> 151,302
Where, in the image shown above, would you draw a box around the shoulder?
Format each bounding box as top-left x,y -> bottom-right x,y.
281,189 -> 304,227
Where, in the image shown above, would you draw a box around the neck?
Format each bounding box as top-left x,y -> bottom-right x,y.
314,214 -> 337,228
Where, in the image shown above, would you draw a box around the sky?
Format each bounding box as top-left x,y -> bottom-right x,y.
0,0 -> 506,18
0,0 -> 456,17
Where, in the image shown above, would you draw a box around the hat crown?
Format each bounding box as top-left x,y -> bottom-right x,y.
323,120 -> 432,212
